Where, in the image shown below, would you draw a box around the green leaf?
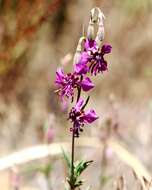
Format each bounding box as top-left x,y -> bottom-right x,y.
74,179 -> 83,187
61,147 -> 71,169
74,160 -> 93,178
67,159 -> 93,189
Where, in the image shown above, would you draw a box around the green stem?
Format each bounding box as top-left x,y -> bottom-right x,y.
70,126 -> 75,189
70,86 -> 82,190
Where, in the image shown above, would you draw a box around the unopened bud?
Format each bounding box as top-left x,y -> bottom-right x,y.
90,7 -> 99,23
87,20 -> 95,40
73,51 -> 81,65
73,36 -> 86,65
87,7 -> 101,40
95,24 -> 104,47
95,11 -> 105,47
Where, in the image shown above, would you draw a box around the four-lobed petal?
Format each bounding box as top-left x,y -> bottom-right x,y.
101,44 -> 112,54
83,109 -> 98,123
55,68 -> 65,85
69,98 -> 98,137
80,77 -> 94,91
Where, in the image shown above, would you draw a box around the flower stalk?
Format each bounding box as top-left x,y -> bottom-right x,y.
55,7 -> 112,190
70,128 -> 75,190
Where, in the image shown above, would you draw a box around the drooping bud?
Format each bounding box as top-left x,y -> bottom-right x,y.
96,22 -> 104,43
90,7 -> 99,23
87,8 -> 98,40
87,20 -> 95,40
95,9 -> 105,47
73,36 -> 86,65
73,51 -> 81,65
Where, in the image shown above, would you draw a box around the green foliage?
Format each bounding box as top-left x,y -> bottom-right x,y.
74,160 -> 93,179
62,148 -> 71,170
69,160 -> 93,189
62,149 -> 93,189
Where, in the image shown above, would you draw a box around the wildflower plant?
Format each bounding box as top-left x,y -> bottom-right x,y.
55,7 -> 112,190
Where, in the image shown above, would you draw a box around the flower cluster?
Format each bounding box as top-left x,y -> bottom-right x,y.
55,8 -> 112,137
68,98 -> 98,137
75,40 -> 112,76
55,68 -> 94,100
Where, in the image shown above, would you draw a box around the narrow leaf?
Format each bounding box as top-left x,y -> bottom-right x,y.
61,147 -> 71,169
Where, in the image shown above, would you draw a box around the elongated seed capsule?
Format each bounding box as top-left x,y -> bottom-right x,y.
73,36 -> 86,65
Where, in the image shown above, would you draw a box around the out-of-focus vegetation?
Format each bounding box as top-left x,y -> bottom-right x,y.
0,0 -> 152,189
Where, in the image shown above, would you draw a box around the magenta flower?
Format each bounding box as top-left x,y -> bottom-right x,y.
79,77 -> 94,91
74,40 -> 97,75
83,109 -> 98,123
74,42 -> 112,76
84,39 -> 97,51
88,51 -> 108,75
74,52 -> 89,75
101,44 -> 112,54
88,44 -> 112,75
55,68 -> 94,100
69,98 -> 98,137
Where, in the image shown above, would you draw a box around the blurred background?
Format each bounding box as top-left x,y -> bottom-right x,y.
0,0 -> 152,189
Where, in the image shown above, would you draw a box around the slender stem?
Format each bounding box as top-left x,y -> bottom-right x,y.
81,96 -> 90,110
70,86 -> 82,190
76,87 -> 81,102
76,75 -> 83,102
71,125 -> 75,187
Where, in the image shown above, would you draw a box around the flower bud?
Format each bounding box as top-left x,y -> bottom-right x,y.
96,24 -> 104,42
73,36 -> 86,65
87,21 -> 95,40
73,51 -> 81,65
95,9 -> 105,47
90,7 -> 99,23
